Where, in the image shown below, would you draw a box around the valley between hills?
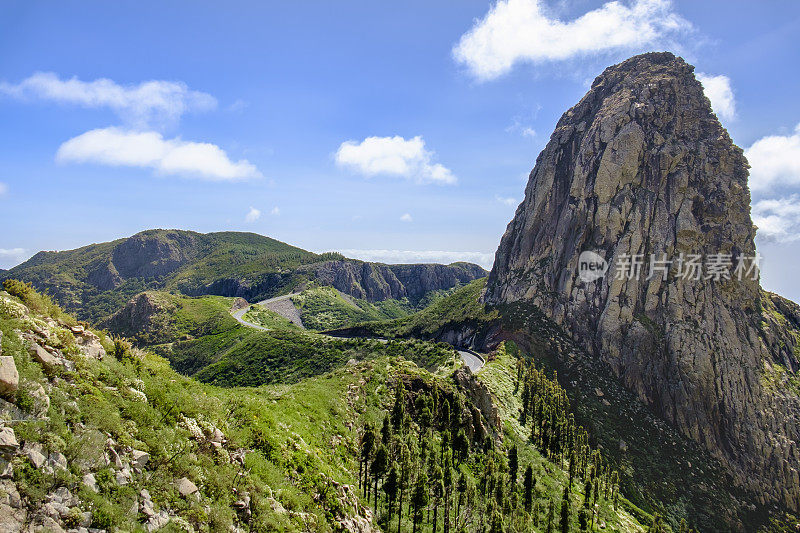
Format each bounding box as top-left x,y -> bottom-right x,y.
1,52 -> 799,533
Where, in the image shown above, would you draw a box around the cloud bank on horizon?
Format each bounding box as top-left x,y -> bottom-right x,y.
335,249 -> 495,270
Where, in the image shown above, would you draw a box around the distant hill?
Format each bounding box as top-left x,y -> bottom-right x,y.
2,229 -> 486,321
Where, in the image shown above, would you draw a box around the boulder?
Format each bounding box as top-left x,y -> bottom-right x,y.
27,383 -> 50,416
0,356 -> 19,398
0,427 -> 18,453
176,477 -> 198,498
82,472 -> 98,492
47,451 -> 68,471
0,457 -> 12,478
23,441 -> 46,469
28,343 -> 62,370
75,331 -> 105,359
131,449 -> 150,470
140,489 -> 155,518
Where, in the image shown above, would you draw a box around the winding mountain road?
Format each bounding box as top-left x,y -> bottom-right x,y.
231,293 -> 302,330
457,349 -> 485,372
230,293 -> 485,372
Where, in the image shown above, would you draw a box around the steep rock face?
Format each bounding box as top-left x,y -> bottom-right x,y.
99,292 -> 173,345
300,260 -> 486,302
109,230 -> 199,282
486,52 -> 800,509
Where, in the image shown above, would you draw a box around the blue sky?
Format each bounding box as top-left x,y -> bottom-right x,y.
2,1 -> 800,299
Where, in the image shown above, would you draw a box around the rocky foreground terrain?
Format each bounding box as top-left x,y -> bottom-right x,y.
486,52 -> 800,513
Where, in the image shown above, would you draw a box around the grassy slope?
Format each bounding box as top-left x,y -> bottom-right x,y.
0,288 -> 377,531
478,344 -> 648,532
103,291 -> 240,346
0,283 -> 649,532
159,326 -> 459,387
352,278 -> 497,339
288,285 -> 462,331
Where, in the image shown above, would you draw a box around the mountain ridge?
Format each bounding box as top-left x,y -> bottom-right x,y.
3,229 -> 486,322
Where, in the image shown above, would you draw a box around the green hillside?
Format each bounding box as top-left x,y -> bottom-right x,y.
0,281 -> 651,532
2,229 -> 339,322
3,229 -> 484,325
342,278 -> 793,532
100,291 -> 239,345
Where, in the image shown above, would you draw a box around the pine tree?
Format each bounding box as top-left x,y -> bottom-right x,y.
360,425 -> 376,498
489,510 -> 505,533
583,479 -> 592,511
441,398 -> 451,431
411,471 -> 429,533
508,445 -> 519,486
372,444 -> 388,507
443,458 -> 453,533
648,514 -> 666,533
546,498 -> 555,533
523,465 -> 535,513
381,415 -> 392,446
578,509 -> 589,531
451,393 -> 464,430
431,463 -> 444,533
397,441 -> 411,533
456,470 -> 467,523
384,463 -> 399,523
391,382 -> 406,430
454,429 -> 469,464
568,449 -> 576,488
560,485 -> 571,533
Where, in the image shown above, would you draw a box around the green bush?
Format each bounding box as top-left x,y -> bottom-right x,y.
2,278 -> 66,321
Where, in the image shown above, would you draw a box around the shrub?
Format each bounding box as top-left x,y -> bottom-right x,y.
2,278 -> 65,320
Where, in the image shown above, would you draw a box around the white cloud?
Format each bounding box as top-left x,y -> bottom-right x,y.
335,135 -> 456,185
56,127 -> 262,181
400,213 -> 413,222
753,195 -> 800,242
453,0 -> 691,80
496,195 -> 518,206
745,124 -> 800,192
335,249 -> 495,269
245,207 -> 261,223
0,182 -> 7,196
697,73 -> 736,122
0,72 -> 216,128
0,248 -> 29,269
270,207 -> 280,216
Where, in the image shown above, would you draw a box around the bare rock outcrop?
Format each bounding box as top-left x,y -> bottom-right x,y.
299,260 -> 486,302
486,52 -> 800,510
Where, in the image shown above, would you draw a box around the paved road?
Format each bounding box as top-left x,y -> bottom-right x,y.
230,293 -> 297,331
230,293 -> 485,372
458,349 -> 485,372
